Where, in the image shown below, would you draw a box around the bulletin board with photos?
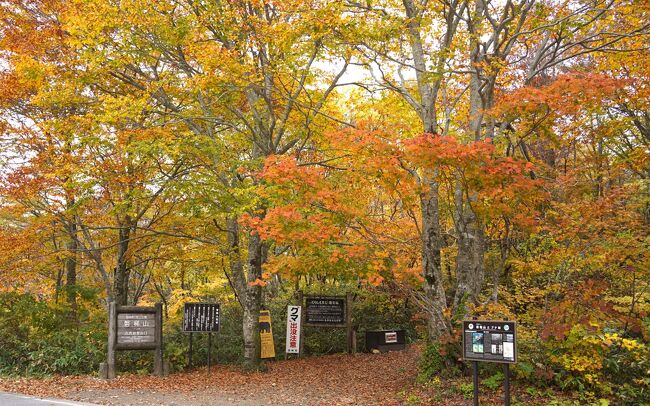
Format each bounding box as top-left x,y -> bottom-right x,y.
462,320 -> 516,364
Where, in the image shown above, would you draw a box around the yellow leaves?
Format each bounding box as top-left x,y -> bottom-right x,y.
559,354 -> 602,373
621,338 -> 644,352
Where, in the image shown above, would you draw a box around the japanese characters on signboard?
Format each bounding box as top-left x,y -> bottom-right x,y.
304,296 -> 345,326
385,331 -> 398,344
183,303 -> 220,333
285,305 -> 301,354
117,312 -> 156,344
462,320 -> 516,364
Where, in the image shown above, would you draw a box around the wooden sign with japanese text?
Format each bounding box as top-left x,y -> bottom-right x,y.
103,303 -> 164,379
117,312 -> 156,345
114,305 -> 161,351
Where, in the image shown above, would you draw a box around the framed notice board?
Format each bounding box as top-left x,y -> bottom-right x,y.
183,303 -> 220,333
462,320 -> 517,364
114,305 -> 162,351
304,295 -> 346,327
103,302 -> 164,379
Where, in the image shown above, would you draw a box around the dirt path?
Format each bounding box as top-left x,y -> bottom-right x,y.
0,348 -> 419,405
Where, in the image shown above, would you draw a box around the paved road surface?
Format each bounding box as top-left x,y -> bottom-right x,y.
0,392 -> 96,406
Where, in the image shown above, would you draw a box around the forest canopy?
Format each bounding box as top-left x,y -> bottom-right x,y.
0,0 -> 648,403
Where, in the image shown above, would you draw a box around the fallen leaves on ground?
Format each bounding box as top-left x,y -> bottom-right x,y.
0,347 -> 420,405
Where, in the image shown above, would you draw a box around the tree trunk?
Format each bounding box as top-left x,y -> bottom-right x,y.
420,174 -> 450,338
453,0 -> 489,312
114,220 -> 131,306
226,215 -> 264,369
452,181 -> 485,311
65,221 -> 78,324
242,231 -> 263,368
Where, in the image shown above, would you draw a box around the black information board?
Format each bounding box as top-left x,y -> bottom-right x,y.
462,320 -> 516,364
304,296 -> 346,326
183,303 -> 220,332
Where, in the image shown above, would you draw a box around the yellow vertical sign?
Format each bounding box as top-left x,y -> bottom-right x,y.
259,310 -> 275,359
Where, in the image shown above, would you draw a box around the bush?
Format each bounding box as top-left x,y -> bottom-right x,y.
417,342 -> 461,382
0,292 -> 106,376
547,325 -> 650,405
0,285 -> 421,375
26,329 -> 105,375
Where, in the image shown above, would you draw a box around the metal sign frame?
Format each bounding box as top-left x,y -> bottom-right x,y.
462,319 -> 517,406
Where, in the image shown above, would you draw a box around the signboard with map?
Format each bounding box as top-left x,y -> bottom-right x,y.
462,320 -> 516,364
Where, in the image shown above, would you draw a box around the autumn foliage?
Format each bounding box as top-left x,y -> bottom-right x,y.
0,0 -> 648,404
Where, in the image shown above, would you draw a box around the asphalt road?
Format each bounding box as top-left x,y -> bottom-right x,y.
0,393 -> 96,406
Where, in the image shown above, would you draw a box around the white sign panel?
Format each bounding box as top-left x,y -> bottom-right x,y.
385,331 -> 398,343
285,305 -> 301,354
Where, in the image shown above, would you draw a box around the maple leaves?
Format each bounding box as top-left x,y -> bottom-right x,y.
0,0 -> 648,399
251,123 -> 544,293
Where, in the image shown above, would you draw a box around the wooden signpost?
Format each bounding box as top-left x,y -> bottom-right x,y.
182,303 -> 220,371
102,302 -> 164,379
462,319 -> 517,406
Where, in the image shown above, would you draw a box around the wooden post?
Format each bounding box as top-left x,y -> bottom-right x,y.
297,290 -> 305,357
106,301 -> 116,379
346,291 -> 353,354
188,332 -> 193,370
153,302 -> 164,376
504,363 -> 510,406
207,332 -> 212,372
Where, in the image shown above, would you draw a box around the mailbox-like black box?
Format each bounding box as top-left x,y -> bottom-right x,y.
365,329 -> 406,352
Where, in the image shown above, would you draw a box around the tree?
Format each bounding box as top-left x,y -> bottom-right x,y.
59,0 -> 354,367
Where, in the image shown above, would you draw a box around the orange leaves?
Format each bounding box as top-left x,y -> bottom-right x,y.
404,133 -> 495,168
254,125 -> 545,287
494,73 -> 625,119
248,278 -> 268,287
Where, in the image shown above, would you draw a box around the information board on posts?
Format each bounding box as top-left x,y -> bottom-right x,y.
462,320 -> 516,363
183,303 -> 220,333
305,296 -> 345,326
